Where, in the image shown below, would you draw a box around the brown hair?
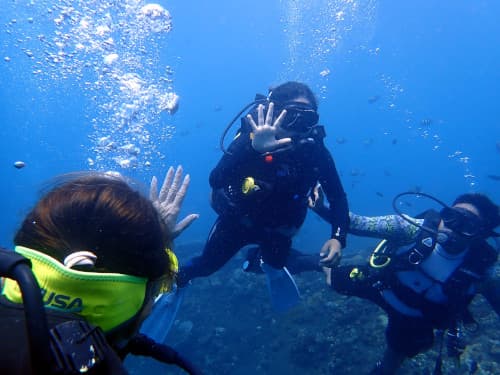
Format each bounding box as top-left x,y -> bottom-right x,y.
453,193 -> 500,234
14,173 -> 171,280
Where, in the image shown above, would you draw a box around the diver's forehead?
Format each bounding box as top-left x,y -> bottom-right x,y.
275,97 -> 314,109
291,96 -> 311,105
452,203 -> 480,218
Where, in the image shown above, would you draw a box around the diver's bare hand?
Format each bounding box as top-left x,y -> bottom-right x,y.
150,165 -> 199,239
319,238 -> 342,267
247,102 -> 291,153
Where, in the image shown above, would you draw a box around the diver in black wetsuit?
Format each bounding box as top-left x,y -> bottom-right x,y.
177,82 -> 349,291
250,186 -> 500,374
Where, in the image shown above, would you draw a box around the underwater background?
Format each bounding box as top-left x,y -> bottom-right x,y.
1,1 -> 499,374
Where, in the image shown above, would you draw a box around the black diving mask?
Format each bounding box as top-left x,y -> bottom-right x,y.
392,191 -> 498,242
276,103 -> 319,133
219,93 -> 320,154
440,206 -> 486,238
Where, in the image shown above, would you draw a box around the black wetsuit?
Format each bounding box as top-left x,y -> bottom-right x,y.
0,296 -> 128,374
0,295 -> 200,375
178,126 -> 349,284
332,238 -> 499,357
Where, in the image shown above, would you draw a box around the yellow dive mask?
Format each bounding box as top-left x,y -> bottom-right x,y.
2,246 -> 177,332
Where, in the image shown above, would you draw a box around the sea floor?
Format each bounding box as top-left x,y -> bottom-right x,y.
128,242 -> 500,375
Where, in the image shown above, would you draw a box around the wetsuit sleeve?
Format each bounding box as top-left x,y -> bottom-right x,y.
311,200 -> 331,223
349,214 -> 421,244
317,146 -> 349,248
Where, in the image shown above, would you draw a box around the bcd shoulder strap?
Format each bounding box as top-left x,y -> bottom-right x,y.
406,210 -> 441,265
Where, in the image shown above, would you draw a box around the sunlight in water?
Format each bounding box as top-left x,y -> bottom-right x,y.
6,0 -> 177,170
279,0 -> 378,95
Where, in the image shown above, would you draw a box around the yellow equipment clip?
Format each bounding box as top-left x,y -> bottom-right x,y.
349,267 -> 365,281
242,177 -> 261,195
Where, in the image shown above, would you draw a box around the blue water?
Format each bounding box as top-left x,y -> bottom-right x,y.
1,0 -> 499,373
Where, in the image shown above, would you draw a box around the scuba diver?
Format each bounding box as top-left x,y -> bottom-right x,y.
247,184 -> 500,374
0,166 -> 201,375
177,81 -> 349,312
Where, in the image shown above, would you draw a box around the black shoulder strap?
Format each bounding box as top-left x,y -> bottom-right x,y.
407,210 -> 441,264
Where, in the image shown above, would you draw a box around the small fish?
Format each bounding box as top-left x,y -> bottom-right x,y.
496,141 -> 500,153
376,191 -> 384,198
421,118 -> 432,126
368,95 -> 380,104
392,138 -> 398,145
336,137 -> 347,144
14,161 -> 25,169
487,174 -> 500,181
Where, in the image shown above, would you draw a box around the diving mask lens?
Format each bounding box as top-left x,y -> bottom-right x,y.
280,104 -> 318,132
440,207 -> 484,238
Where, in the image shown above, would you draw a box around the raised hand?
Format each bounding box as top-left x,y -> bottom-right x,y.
247,102 -> 292,153
150,165 -> 199,239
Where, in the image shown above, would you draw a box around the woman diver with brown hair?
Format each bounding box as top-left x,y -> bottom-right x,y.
0,166 -> 199,374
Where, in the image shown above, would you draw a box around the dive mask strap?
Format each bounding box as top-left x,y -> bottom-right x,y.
3,246 -> 148,332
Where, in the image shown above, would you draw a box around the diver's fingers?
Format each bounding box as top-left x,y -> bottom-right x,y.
159,166 -> 175,202
321,252 -> 337,263
320,246 -> 341,265
275,137 -> 292,147
172,174 -> 190,208
173,214 -> 200,238
265,102 -> 274,126
150,175 -> 159,202
323,267 -> 332,286
257,104 -> 265,125
319,241 -> 329,258
274,109 -> 287,127
165,166 -> 183,203
308,196 -> 316,208
247,114 -> 258,132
